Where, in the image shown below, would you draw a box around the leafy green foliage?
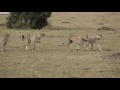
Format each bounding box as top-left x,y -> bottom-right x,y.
6,12 -> 52,29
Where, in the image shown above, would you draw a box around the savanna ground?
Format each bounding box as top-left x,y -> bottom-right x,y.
0,12 -> 120,78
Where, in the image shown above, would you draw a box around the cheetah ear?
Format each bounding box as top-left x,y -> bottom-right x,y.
22,35 -> 25,41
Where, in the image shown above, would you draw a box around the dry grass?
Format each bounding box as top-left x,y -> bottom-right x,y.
0,12 -> 120,78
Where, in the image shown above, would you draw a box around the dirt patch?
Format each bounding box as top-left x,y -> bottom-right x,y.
0,24 -> 6,27
112,53 -> 120,56
104,48 -> 111,51
46,35 -> 64,38
61,22 -> 70,24
45,26 -> 81,30
102,52 -> 120,61
110,53 -> 120,60
97,27 -> 116,31
106,49 -> 111,51
96,23 -> 104,25
47,26 -> 72,30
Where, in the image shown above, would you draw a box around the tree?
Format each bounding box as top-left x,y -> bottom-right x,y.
6,12 -> 52,29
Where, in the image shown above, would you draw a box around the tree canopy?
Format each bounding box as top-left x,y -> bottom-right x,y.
6,12 -> 52,29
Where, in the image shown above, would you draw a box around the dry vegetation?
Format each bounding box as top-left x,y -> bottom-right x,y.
0,12 -> 120,78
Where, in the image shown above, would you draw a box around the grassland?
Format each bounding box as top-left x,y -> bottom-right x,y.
0,12 -> 120,78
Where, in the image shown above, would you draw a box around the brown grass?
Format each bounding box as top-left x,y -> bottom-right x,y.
0,12 -> 120,78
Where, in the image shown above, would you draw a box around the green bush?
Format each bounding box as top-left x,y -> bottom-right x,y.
6,12 -> 52,29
